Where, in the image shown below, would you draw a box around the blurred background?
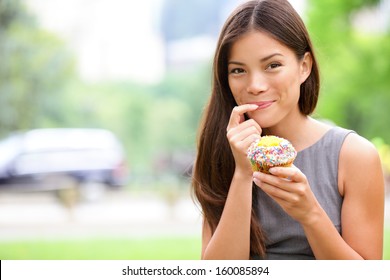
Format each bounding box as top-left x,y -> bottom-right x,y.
0,0 -> 389,259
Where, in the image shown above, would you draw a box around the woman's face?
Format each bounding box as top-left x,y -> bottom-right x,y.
227,30 -> 312,129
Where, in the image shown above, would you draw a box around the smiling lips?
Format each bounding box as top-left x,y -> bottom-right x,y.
249,101 -> 274,109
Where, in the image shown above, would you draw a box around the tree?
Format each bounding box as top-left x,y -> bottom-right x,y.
0,0 -> 75,136
307,0 -> 390,142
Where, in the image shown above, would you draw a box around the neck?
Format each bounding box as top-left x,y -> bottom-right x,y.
263,112 -> 308,138
262,114 -> 329,152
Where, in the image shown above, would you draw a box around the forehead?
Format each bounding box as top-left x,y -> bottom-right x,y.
228,30 -> 294,60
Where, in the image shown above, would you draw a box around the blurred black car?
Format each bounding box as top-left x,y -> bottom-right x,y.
0,128 -> 128,195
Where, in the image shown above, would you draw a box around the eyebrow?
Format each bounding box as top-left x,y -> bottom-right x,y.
228,53 -> 283,65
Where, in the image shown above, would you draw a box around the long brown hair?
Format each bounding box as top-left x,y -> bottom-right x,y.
192,0 -> 320,258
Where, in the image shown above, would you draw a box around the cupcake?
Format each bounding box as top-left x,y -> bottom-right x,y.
247,135 -> 297,174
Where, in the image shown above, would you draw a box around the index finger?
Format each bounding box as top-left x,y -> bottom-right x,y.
227,104 -> 259,131
268,165 -> 304,182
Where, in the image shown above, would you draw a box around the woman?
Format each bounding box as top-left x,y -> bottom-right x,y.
192,0 -> 384,260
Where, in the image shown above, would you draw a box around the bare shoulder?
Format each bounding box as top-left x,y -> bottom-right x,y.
339,132 -> 385,259
341,132 -> 380,165
339,132 -> 383,195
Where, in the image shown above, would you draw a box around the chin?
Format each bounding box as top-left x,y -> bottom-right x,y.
252,119 -> 276,130
247,113 -> 276,128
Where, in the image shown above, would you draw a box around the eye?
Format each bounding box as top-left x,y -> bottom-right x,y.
266,62 -> 282,70
229,68 -> 245,75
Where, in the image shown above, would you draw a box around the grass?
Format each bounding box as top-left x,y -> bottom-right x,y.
0,228 -> 389,260
0,236 -> 201,260
384,227 -> 390,260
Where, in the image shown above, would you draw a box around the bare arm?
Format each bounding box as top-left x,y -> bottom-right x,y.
253,133 -> 384,259
302,134 -> 384,259
201,104 -> 260,259
338,133 -> 384,259
201,170 -> 253,259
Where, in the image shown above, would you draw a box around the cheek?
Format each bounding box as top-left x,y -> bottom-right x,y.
279,71 -> 301,97
289,78 -> 302,102
228,77 -> 236,92
228,79 -> 242,103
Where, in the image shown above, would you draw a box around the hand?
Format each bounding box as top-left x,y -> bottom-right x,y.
226,104 -> 262,175
253,166 -> 321,225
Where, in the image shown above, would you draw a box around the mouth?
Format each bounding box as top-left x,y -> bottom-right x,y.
248,101 -> 274,110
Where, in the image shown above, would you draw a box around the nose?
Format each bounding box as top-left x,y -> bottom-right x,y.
246,73 -> 268,95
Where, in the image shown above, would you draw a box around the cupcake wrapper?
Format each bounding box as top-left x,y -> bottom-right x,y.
251,161 -> 294,174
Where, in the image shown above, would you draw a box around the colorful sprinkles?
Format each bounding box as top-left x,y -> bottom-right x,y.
247,135 -> 297,172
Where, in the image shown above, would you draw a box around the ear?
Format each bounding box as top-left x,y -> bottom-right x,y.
299,52 -> 313,84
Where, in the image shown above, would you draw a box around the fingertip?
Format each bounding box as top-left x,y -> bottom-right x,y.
253,176 -> 261,186
268,167 -> 278,174
253,134 -> 261,141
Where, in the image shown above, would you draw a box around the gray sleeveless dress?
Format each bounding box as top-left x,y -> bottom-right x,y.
255,126 -> 354,259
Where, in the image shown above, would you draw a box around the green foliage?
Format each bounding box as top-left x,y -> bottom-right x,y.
307,0 -> 390,143
0,0 -> 33,29
153,65 -> 211,144
372,137 -> 390,175
385,227 -> 390,260
0,0 -> 212,175
0,0 -> 75,136
58,64 -> 210,175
